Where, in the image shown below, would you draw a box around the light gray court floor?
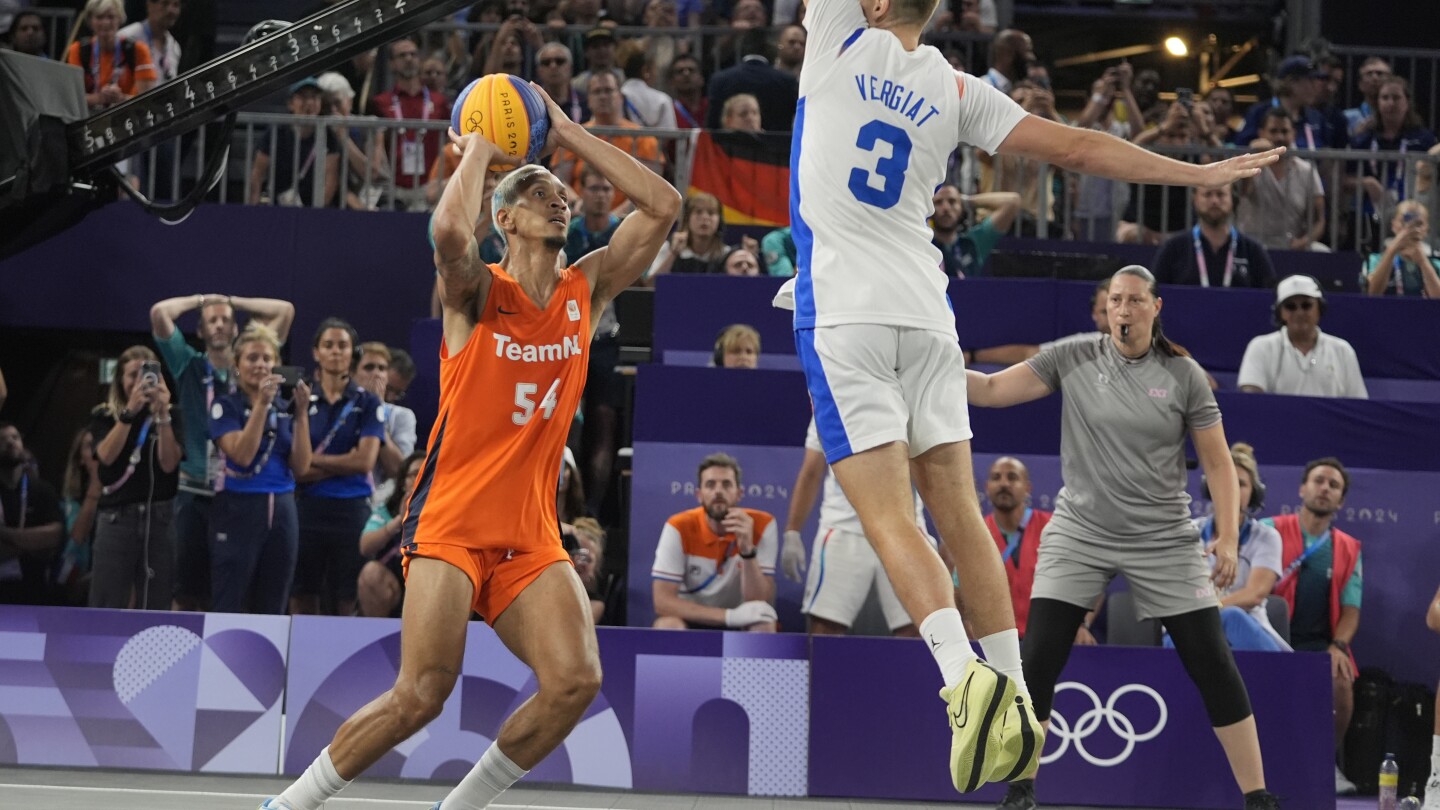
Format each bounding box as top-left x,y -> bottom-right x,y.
0,766 -> 1192,810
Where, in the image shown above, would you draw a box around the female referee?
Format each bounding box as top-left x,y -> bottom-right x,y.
967,265 -> 1279,810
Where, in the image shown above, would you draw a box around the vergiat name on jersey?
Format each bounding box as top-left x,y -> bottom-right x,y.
853,73 -> 942,127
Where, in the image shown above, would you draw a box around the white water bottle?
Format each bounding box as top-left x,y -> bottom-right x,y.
1378,753 -> 1398,810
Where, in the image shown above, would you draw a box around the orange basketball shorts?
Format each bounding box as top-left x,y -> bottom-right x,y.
402,541 -> 573,622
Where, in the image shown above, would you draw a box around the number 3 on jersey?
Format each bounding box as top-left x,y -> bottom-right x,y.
848,119 -> 913,209
513,380 -> 560,425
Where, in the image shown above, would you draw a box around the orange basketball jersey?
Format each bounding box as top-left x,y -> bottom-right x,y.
403,264 -> 592,551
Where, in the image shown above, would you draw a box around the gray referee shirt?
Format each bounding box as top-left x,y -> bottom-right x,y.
1025,335 -> 1221,547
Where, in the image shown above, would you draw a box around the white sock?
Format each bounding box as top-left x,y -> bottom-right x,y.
920,607 -> 978,689
1431,734 -> 1440,774
978,628 -> 1030,698
277,746 -> 350,810
440,742 -> 529,810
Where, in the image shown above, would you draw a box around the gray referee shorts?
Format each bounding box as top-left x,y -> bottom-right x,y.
1030,528 -> 1219,621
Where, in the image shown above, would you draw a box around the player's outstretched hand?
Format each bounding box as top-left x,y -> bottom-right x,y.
1197,146 -> 1285,188
447,128 -> 522,170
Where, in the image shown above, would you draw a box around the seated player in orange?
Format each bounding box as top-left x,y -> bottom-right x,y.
264,85 -> 681,810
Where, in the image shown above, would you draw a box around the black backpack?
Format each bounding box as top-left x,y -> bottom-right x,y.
77,36 -> 137,93
1344,668 -> 1437,797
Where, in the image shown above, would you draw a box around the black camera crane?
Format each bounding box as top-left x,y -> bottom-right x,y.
1,0 -> 467,259
71,0 -> 468,172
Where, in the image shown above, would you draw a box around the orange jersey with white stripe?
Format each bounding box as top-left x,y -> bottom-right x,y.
650,506 -> 779,608
403,264 -> 591,550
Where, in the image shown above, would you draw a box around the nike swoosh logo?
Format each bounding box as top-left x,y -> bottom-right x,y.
498,307 -> 519,315
930,637 -> 943,651
952,671 -> 972,728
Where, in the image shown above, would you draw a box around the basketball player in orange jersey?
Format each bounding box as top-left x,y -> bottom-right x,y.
264,88 -> 681,810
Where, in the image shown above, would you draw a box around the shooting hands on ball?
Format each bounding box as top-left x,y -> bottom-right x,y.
446,128 -> 523,171
527,82 -> 584,160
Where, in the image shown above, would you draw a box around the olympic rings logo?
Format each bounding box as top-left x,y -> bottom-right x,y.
1041,682 -> 1168,767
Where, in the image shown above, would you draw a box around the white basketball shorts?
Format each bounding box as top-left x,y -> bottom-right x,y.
796,324 -> 972,463
803,526 -> 913,631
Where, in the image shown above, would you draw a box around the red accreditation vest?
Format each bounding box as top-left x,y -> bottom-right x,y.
1272,513 -> 1361,668
986,509 -> 1052,636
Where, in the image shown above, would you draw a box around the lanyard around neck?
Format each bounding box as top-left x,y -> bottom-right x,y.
314,393 -> 361,454
391,86 -> 434,139
1271,98 -> 1315,149
102,417 -> 155,496
1277,528 -> 1331,585
1193,225 -> 1236,288
90,37 -> 123,88
1001,507 -> 1032,568
225,406 -> 280,479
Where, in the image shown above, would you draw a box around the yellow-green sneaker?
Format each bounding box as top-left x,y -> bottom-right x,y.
940,658 -> 1018,793
989,690 -> 1044,784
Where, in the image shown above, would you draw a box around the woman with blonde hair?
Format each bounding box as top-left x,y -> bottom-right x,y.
713,323 -> 761,368
208,323 -> 312,614
1165,442 -> 1291,652
86,344 -> 182,609
64,0 -> 156,110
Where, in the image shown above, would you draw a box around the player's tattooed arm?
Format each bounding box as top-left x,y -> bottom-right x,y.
433,130 -> 520,316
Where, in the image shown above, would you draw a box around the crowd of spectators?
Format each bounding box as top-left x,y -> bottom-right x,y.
3,6 -> 1440,797
6,0 -> 1439,295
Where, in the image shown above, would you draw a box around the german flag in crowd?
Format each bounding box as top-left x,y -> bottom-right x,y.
687,131 -> 792,227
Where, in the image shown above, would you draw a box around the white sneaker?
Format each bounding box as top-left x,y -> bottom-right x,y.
1335,765 -> 1358,795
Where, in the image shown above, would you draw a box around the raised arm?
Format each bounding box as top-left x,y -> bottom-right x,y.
534,86 -> 682,308
968,191 -> 1022,234
965,363 -> 1052,408
998,114 -> 1283,189
231,296 -> 296,343
150,294 -> 208,339
432,131 -> 516,324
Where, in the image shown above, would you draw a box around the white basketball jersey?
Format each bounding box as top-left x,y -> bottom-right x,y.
791,0 -> 1027,334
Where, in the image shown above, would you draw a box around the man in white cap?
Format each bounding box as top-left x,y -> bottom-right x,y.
1237,275 -> 1368,398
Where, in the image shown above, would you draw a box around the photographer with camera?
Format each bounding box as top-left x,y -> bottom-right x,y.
86,346 -> 182,610
209,323 -> 312,615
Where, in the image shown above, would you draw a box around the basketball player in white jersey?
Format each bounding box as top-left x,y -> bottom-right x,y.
782,0 -> 1283,794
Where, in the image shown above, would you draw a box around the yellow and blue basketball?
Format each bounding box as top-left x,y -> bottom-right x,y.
451,73 -> 550,167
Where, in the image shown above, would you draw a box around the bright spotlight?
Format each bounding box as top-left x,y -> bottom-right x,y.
1165,37 -> 1189,57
